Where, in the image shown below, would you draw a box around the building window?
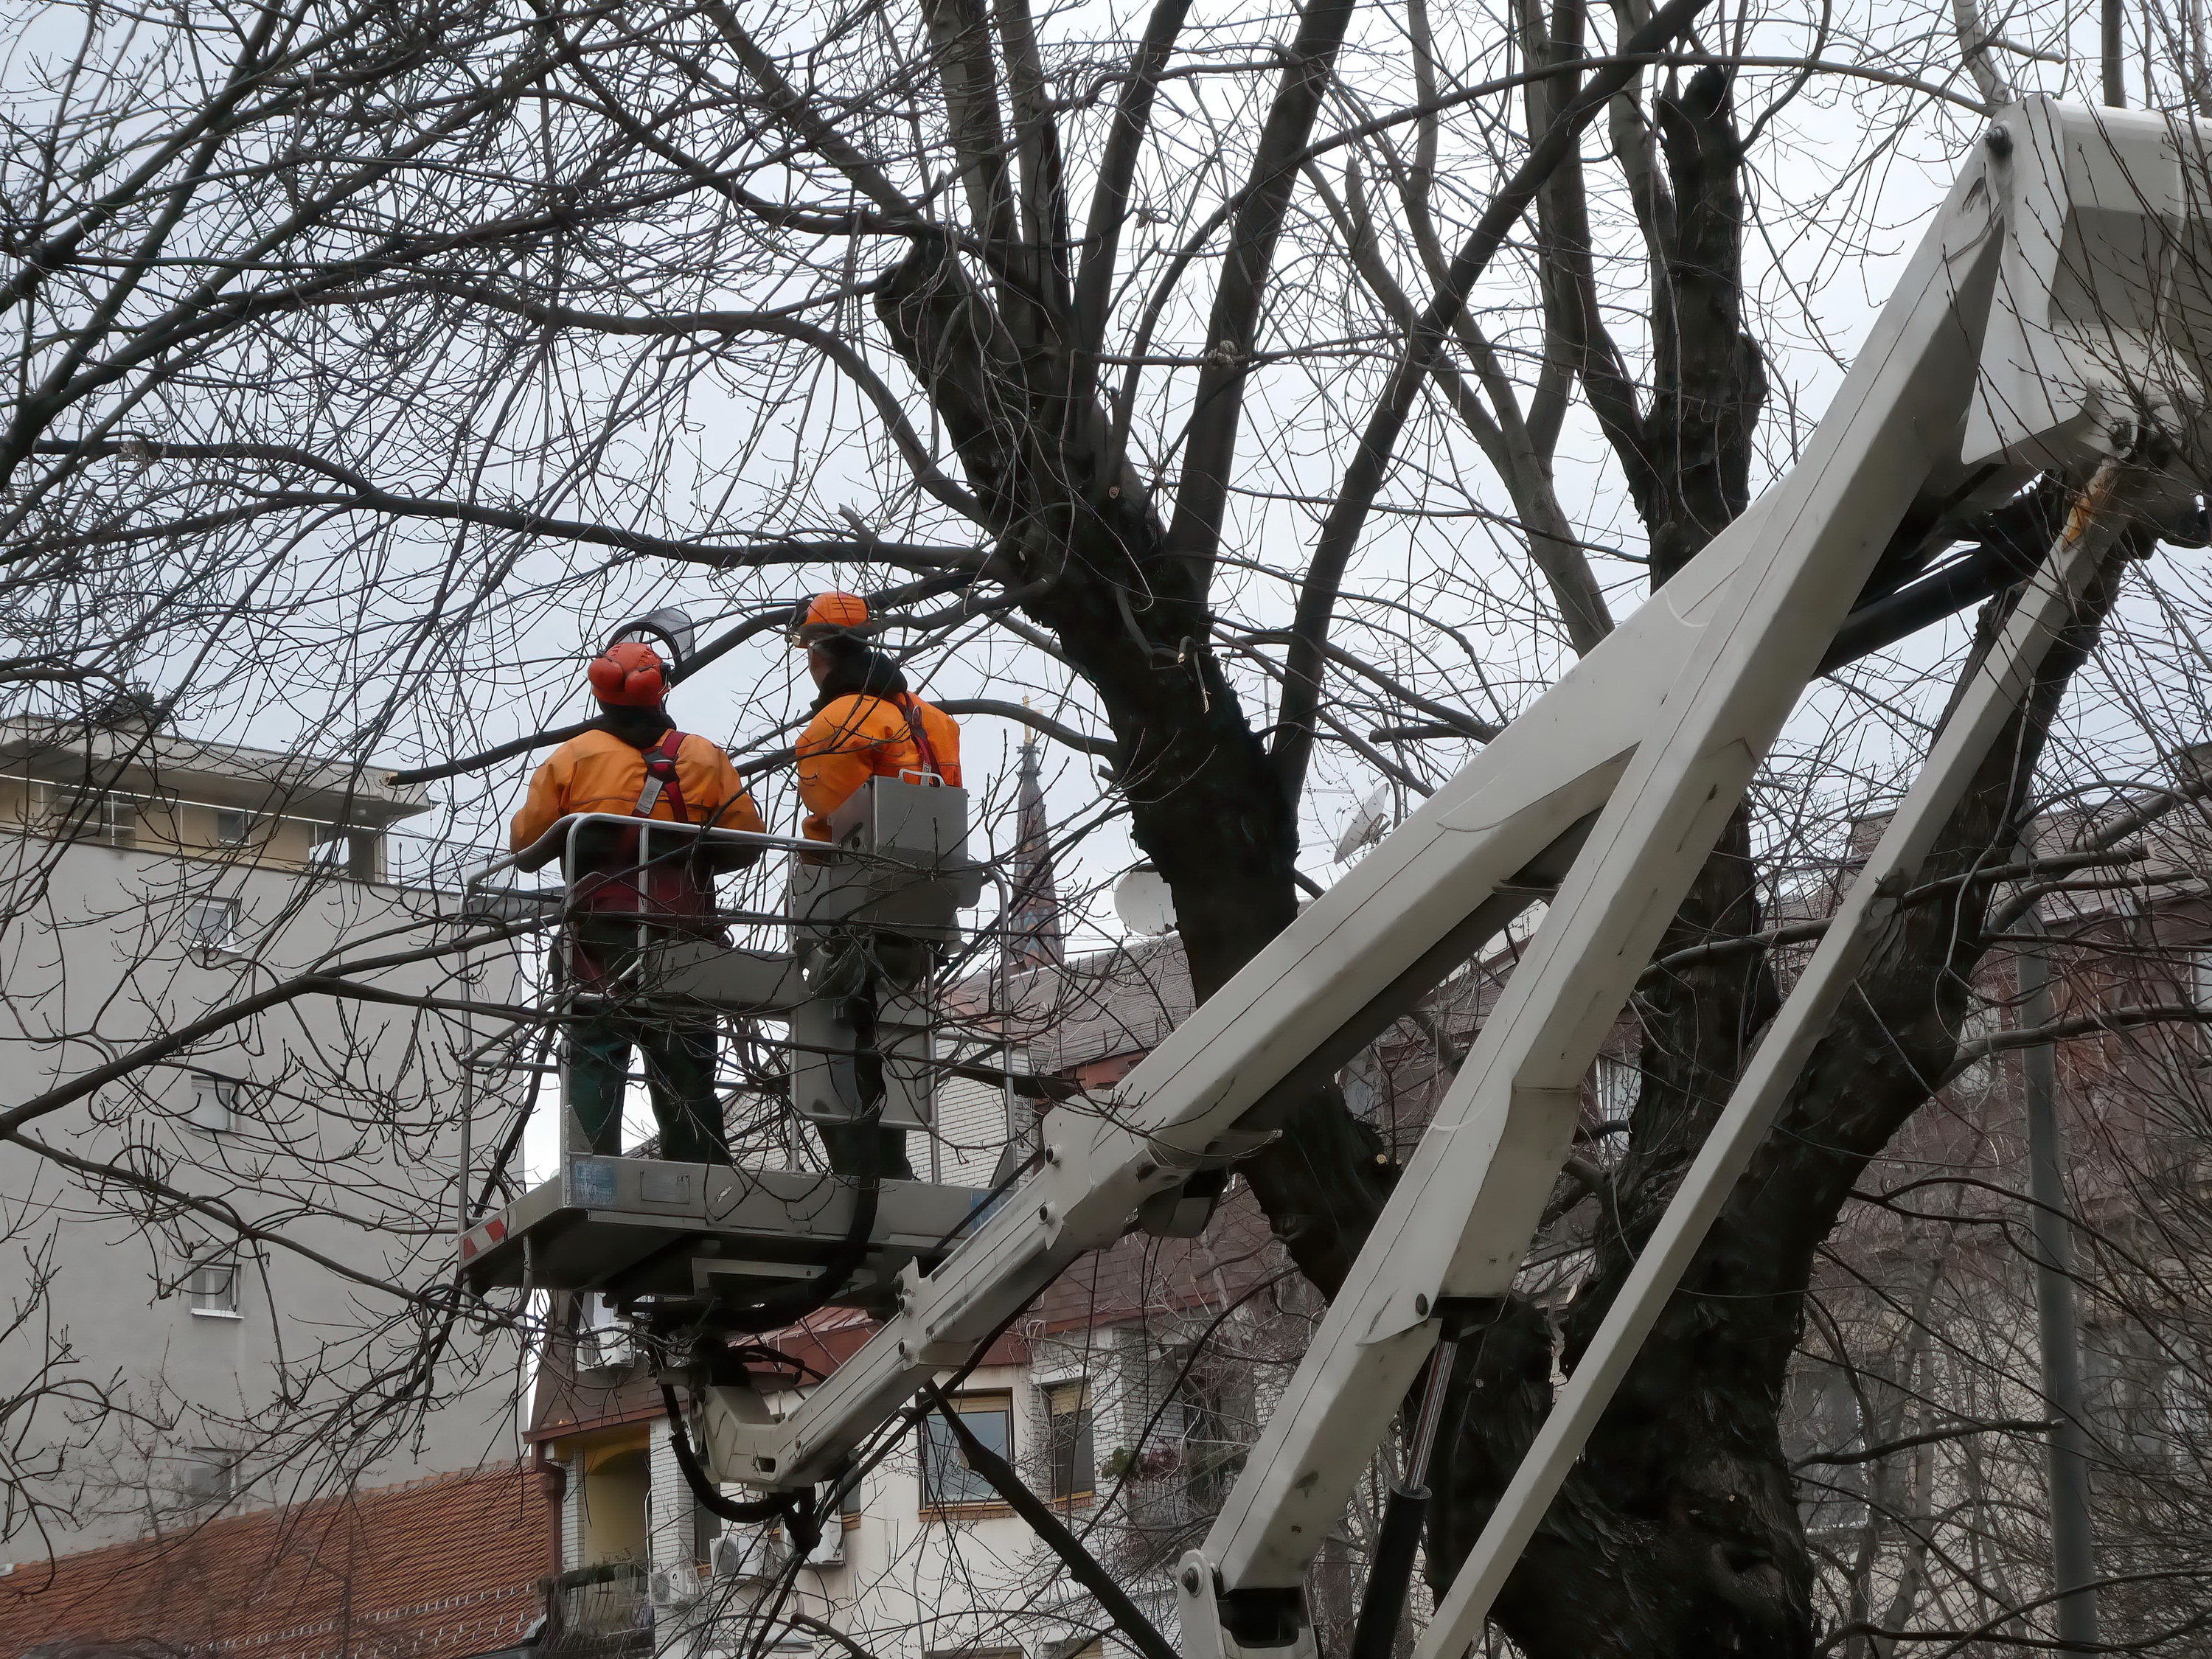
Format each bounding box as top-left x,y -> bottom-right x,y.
182,1447 -> 237,1506
1782,1363 -> 1868,1533
191,1076 -> 240,1134
98,793 -> 136,846
1340,1048 -> 1383,1119
186,897 -> 240,955
214,808 -> 256,846
1592,1056 -> 1639,1121
312,825 -> 384,882
1046,1382 -> 1095,1501
1946,1001 -> 1998,1096
1175,1374 -> 1250,1513
187,1253 -> 240,1318
690,1488 -> 721,1568
2085,1325 -> 2212,1470
347,830 -> 383,883
56,790 -> 135,847
2166,1343 -> 2212,1465
920,1391 -> 1012,1509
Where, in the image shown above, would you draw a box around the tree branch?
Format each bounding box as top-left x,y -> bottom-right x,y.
1158,0 -> 1363,590
1270,0 -> 1714,807
383,571 -> 978,786
921,1380 -> 1180,1659
34,441 -> 987,570
1790,1417 -> 2058,1470
1071,0 -> 1192,398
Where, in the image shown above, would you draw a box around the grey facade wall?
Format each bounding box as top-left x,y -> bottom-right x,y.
0,832 -> 532,1559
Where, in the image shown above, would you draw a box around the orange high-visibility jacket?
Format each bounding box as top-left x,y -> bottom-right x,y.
795,692 -> 962,841
511,728 -> 764,854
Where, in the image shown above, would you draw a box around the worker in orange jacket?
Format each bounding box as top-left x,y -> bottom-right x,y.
792,591 -> 962,841
790,593 -> 961,1180
512,640 -> 765,1164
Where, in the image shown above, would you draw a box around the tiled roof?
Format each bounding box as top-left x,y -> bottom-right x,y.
1026,1182 -> 1283,1334
995,933 -> 1196,1074
0,1464 -> 554,1659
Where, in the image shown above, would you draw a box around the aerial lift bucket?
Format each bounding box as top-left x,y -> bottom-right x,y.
455,784 -> 992,1324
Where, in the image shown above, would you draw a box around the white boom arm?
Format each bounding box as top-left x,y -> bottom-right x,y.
705,98 -> 2209,1658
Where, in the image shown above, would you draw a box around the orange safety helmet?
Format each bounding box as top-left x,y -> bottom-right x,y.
587,639 -> 667,708
792,590 -> 870,644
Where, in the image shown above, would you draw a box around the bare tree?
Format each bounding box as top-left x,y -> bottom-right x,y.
15,0 -> 2212,1655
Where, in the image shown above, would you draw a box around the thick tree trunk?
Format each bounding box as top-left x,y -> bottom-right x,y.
877,240 -> 1400,1295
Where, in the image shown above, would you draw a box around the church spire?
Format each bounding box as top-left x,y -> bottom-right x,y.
1009,719 -> 1062,971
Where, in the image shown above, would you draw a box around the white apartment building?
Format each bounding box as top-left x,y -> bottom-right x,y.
531,1284 -> 1214,1659
0,712 -> 530,1561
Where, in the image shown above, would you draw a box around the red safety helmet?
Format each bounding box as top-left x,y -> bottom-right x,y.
792,590 -> 870,645
588,639 -> 667,708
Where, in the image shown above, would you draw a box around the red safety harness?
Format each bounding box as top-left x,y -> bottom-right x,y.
633,728 -> 692,818
881,695 -> 946,785
568,730 -> 709,984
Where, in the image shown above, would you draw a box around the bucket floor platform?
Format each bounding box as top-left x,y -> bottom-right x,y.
459,1155 -> 992,1304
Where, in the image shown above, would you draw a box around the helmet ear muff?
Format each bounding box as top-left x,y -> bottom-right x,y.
588,641 -> 667,707
587,654 -> 626,700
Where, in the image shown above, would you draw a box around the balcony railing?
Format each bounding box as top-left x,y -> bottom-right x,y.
541,1562 -> 653,1659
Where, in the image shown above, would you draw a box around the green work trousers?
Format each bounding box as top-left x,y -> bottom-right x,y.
566,1014 -> 728,1164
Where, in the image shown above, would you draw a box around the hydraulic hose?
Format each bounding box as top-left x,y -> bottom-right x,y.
659,1381 -> 800,1526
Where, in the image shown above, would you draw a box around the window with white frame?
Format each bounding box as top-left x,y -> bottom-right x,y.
919,1391 -> 1013,1509
190,1076 -> 240,1134
181,1447 -> 237,1506
55,790 -> 135,846
214,807 -> 257,847
187,1253 -> 239,1318
1592,1055 -> 1640,1121
185,897 -> 240,955
96,793 -> 136,846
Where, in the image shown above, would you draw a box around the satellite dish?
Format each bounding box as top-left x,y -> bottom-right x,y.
609,606 -> 697,666
1114,866 -> 1177,936
1333,785 -> 1394,863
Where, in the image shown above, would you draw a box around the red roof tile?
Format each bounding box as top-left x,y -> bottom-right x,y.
0,1464 -> 555,1659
